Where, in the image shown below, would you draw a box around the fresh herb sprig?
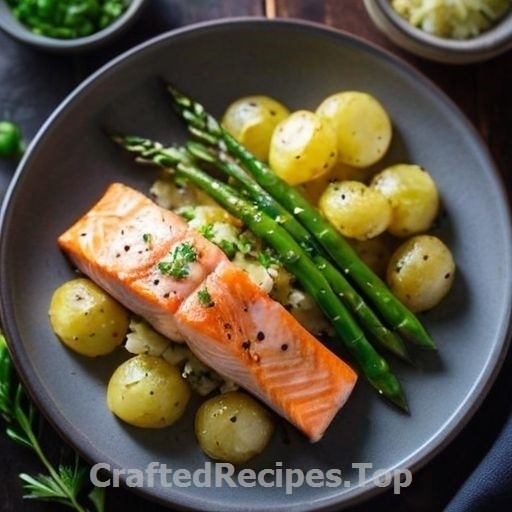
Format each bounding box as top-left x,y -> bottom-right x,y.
0,332 -> 105,511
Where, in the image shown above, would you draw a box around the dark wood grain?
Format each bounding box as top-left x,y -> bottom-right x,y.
1,1 -> 511,511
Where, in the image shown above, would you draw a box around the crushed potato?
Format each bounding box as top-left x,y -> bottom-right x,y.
392,0 -> 511,39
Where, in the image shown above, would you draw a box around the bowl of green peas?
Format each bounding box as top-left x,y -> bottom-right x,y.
0,0 -> 147,52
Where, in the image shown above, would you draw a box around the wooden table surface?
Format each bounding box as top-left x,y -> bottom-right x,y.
1,1 -> 511,511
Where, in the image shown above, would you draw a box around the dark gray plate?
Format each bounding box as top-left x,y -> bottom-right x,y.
1,19 -> 511,512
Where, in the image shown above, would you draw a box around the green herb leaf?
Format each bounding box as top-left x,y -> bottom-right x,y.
20,472 -> 70,500
58,457 -> 88,499
158,242 -> 198,279
6,426 -> 33,450
236,233 -> 254,254
197,287 -> 215,307
88,485 -> 107,512
198,223 -> 215,240
257,249 -> 280,268
218,239 -> 238,259
178,206 -> 195,221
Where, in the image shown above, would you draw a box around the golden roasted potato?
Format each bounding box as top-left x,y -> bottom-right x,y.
387,235 -> 455,312
319,180 -> 392,240
269,110 -> 338,185
195,391 -> 274,464
316,91 -> 392,168
371,163 -> 440,237
48,278 -> 129,357
107,354 -> 191,428
221,95 -> 290,161
299,161 -> 373,205
348,235 -> 394,278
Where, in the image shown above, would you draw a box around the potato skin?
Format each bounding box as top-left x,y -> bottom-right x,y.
107,354 -> 191,428
316,91 -> 392,168
48,277 -> 129,357
221,95 -> 290,161
319,180 -> 392,240
269,110 -> 338,185
195,391 -> 274,464
299,161 -> 374,205
348,235 -> 393,278
371,164 -> 440,237
387,235 -> 455,312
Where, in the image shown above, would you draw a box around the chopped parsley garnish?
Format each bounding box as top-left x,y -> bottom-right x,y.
197,287 -> 215,307
157,242 -> 198,279
142,233 -> 153,244
178,207 -> 195,221
198,223 -> 215,240
257,249 -> 280,268
197,223 -> 238,259
237,234 -> 254,254
218,239 -> 238,259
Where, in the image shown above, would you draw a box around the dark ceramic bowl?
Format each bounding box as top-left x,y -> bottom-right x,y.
0,0 -> 147,52
364,0 -> 512,64
1,18 -> 511,512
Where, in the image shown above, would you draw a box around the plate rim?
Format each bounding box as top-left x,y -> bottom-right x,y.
1,17 -> 512,511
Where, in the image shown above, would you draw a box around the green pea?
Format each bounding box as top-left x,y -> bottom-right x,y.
77,20 -> 95,36
36,0 -> 57,20
103,1 -> 124,18
0,121 -> 25,158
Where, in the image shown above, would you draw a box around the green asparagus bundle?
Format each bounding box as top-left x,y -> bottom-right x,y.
166,84 -> 435,350
113,135 -> 408,411
186,140 -> 410,362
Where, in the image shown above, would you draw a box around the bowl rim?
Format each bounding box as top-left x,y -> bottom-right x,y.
0,0 -> 147,52
365,0 -> 512,63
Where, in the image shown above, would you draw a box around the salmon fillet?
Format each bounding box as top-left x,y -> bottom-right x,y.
58,182 -> 357,441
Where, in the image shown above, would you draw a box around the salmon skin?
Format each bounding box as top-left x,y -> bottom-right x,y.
58,182 -> 357,442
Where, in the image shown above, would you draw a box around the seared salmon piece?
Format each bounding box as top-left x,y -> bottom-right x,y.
177,260 -> 357,442
58,183 -> 229,341
58,183 -> 357,441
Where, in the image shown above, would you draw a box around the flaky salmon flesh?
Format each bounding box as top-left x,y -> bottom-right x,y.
58,183 -> 357,442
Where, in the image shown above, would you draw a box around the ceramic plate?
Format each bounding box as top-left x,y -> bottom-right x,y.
1,19 -> 511,512
0,0 -> 148,53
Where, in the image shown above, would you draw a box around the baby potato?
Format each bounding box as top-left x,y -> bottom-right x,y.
371,163 -> 440,237
269,110 -> 338,185
107,354 -> 191,428
299,161 -> 373,205
316,91 -> 392,168
195,391 -> 274,464
48,278 -> 129,357
319,180 -> 392,240
221,95 -> 290,161
348,235 -> 394,278
387,235 -> 455,313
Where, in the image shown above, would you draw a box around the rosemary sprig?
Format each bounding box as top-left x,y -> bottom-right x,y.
0,331 -> 106,511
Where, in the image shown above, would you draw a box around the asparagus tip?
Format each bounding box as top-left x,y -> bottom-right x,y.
397,317 -> 437,350
388,390 -> 409,413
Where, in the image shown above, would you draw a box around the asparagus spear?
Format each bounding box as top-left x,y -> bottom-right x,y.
113,134 -> 408,411
166,84 -> 435,349
186,140 -> 410,362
